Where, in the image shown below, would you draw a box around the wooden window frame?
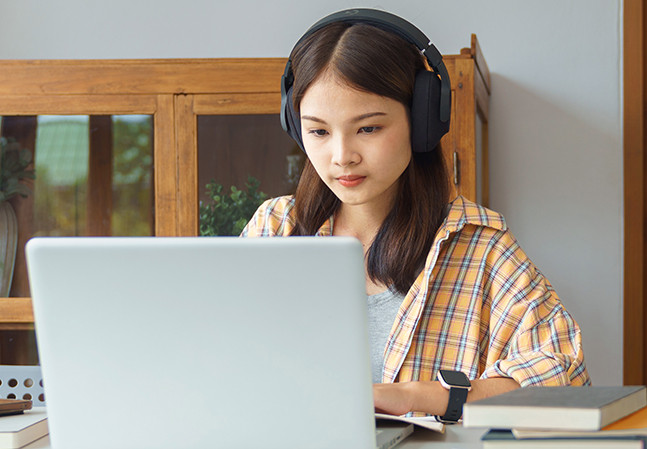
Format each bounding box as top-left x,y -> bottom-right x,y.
0,59 -> 287,331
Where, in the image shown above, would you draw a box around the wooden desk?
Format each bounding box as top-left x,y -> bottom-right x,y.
24,425 -> 489,448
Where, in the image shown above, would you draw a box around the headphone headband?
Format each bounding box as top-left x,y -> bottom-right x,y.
297,9 -> 432,56
281,8 -> 451,152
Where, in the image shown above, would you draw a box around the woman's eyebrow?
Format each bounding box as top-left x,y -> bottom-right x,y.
351,112 -> 387,123
301,115 -> 327,124
301,112 -> 387,124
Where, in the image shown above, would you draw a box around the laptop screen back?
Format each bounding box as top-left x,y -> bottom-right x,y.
26,236 -> 376,449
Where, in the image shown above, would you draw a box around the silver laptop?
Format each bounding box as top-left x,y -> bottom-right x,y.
26,236 -> 411,449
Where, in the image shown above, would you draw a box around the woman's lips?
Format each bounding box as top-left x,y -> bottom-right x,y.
337,175 -> 366,187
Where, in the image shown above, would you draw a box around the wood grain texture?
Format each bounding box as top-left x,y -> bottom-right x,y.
0,95 -> 157,115
471,34 -> 491,94
0,324 -> 34,331
474,65 -> 489,123
480,122 -> 490,209
0,59 -> 286,95
440,94 -> 459,201
176,95 -> 198,236
623,0 -> 645,386
438,58 -> 469,91
154,95 -> 177,236
452,60 -> 477,202
193,93 -> 281,115
0,298 -> 34,323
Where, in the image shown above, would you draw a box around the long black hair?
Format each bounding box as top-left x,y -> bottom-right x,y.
289,22 -> 450,294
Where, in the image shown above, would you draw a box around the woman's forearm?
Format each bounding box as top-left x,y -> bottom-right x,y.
374,377 -> 520,416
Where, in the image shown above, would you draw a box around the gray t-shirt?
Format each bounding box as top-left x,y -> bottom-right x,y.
367,286 -> 406,384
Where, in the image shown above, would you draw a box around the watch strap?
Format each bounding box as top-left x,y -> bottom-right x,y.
437,386 -> 469,423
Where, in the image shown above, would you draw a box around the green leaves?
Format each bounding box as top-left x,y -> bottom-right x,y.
199,176 -> 268,236
0,137 -> 36,202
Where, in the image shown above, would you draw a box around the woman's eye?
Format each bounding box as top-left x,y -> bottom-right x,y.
309,129 -> 328,137
359,126 -> 379,134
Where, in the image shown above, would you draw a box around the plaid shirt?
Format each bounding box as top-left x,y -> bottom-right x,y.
242,195 -> 590,390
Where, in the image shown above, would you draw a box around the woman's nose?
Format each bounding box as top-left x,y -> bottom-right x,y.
331,135 -> 361,166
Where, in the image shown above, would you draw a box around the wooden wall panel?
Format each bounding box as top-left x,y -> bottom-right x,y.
623,0 -> 645,386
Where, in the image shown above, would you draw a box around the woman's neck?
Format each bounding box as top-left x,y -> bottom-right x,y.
333,204 -> 391,295
333,202 -> 390,248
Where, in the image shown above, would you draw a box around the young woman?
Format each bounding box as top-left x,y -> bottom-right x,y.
242,9 -> 590,419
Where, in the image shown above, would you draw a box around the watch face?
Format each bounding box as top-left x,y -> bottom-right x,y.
439,370 -> 471,387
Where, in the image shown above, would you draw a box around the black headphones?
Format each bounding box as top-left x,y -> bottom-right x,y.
280,8 -> 451,154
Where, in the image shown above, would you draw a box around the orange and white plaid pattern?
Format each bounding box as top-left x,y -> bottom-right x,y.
242,196 -> 590,392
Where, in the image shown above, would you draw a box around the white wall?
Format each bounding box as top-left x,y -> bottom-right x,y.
0,0 -> 623,385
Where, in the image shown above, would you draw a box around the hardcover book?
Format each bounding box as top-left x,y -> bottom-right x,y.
0,408 -> 48,449
463,386 -> 647,431
481,428 -> 645,448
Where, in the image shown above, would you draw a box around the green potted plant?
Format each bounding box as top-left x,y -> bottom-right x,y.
0,137 -> 36,297
199,176 -> 267,236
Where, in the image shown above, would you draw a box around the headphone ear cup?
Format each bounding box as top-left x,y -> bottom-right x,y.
285,87 -> 306,152
410,70 -> 451,152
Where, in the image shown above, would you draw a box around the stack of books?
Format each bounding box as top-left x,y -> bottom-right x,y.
463,385 -> 647,448
0,407 -> 47,449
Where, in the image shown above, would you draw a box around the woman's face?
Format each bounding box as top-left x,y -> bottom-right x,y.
299,74 -> 412,212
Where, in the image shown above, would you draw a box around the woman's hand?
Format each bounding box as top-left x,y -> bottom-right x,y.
373,382 -> 433,416
373,378 -> 520,416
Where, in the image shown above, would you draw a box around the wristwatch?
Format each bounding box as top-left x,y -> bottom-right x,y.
435,370 -> 472,424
